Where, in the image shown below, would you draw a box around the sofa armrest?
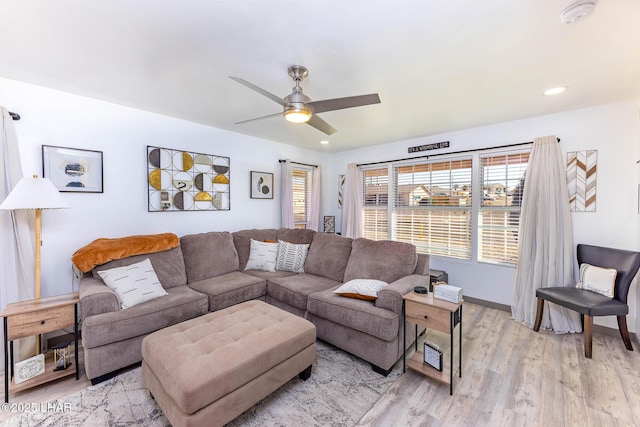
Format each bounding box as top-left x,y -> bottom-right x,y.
375,274 -> 429,315
79,277 -> 119,321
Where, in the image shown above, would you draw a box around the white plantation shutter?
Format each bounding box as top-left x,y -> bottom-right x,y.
362,167 -> 389,240
478,151 -> 529,264
292,166 -> 313,229
393,159 -> 472,259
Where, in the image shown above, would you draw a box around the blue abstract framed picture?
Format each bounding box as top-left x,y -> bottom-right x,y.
42,145 -> 103,193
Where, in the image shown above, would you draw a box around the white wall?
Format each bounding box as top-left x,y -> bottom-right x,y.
325,99 -> 640,331
0,77 -> 329,298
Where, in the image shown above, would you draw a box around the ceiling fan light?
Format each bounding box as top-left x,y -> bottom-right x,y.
284,108 -> 312,123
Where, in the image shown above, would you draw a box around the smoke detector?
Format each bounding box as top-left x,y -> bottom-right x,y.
560,1 -> 596,24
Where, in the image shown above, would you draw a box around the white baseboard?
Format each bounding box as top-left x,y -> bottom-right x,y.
464,295 -> 639,343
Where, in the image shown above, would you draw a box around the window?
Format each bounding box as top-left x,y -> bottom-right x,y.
292,166 -> 313,229
393,159 -> 473,259
478,152 -> 529,264
360,146 -> 530,265
362,167 -> 389,240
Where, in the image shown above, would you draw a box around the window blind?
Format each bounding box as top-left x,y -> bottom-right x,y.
478,152 -> 529,264
292,167 -> 312,229
393,159 -> 472,259
362,167 -> 389,240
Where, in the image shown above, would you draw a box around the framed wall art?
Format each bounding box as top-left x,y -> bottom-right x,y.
324,216 -> 335,233
250,171 -> 273,199
567,150 -> 597,212
42,145 -> 103,193
147,146 -> 230,212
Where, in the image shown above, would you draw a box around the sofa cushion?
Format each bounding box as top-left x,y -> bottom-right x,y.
276,228 -> 315,244
188,271 -> 266,312
343,238 -> 418,284
180,232 -> 239,282
304,233 -> 352,282
81,286 -> 209,349
307,286 -> 399,342
244,239 -> 279,272
242,270 -> 297,280
232,229 -> 278,270
276,241 -> 309,273
267,274 -> 339,310
91,247 -> 187,289
96,258 -> 168,309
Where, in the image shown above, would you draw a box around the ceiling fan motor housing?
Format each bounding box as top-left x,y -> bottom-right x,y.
284,88 -> 312,121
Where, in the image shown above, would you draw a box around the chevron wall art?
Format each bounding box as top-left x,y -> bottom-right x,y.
567,150 -> 597,212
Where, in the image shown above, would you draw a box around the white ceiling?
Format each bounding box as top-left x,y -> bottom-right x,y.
1,0 -> 639,153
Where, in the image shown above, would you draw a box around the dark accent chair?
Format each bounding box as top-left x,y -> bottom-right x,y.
533,244 -> 640,358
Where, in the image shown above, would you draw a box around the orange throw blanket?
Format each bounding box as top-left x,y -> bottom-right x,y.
72,233 -> 180,273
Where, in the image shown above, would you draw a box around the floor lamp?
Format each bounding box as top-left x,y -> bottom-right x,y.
0,175 -> 70,353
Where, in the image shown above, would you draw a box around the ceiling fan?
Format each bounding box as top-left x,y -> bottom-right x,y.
229,65 -> 381,135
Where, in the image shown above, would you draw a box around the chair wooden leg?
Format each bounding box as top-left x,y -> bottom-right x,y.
617,315 -> 634,351
584,315 -> 593,358
533,298 -> 544,332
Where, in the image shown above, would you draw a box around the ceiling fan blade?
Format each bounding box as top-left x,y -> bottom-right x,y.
229,76 -> 287,106
307,115 -> 337,135
234,112 -> 282,125
307,93 -> 380,114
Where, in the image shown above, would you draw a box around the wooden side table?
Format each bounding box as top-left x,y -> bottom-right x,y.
402,291 -> 462,395
2,293 -> 79,402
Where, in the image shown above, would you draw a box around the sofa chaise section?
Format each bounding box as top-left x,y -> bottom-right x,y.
79,246 -> 208,383
307,238 -> 430,375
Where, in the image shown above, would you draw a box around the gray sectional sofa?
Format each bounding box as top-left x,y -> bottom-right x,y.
78,228 -> 429,383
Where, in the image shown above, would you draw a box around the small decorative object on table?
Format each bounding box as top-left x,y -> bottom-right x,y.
434,284 -> 463,304
51,342 -> 72,371
424,342 -> 443,371
14,354 -> 45,384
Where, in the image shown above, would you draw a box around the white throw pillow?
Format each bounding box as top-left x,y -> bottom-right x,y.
96,258 -> 168,309
334,279 -> 389,301
244,239 -> 278,272
276,240 -> 309,273
576,263 -> 617,298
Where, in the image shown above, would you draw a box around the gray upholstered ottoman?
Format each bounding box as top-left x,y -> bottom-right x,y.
141,300 -> 316,427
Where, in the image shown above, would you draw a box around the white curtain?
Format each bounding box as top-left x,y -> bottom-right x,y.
280,159 -> 294,228
341,163 -> 363,238
511,135 -> 582,333
307,165 -> 322,231
1,107 -> 36,370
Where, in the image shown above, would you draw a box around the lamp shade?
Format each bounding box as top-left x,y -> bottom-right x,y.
0,176 -> 70,210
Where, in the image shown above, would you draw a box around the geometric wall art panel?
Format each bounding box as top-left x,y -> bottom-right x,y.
147,146 -> 230,212
567,150 -> 596,212
338,174 -> 345,208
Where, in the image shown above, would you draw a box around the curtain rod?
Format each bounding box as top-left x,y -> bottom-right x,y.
357,138 -> 560,167
9,111 -> 20,121
278,159 -> 318,168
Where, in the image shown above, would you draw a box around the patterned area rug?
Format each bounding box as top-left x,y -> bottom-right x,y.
1,341 -> 400,426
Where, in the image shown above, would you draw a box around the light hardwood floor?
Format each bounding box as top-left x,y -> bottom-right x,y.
358,302 -> 640,426
1,302 -> 639,426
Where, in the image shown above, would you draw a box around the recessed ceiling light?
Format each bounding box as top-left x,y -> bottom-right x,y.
544,86 -> 568,96
320,140 -> 330,145
559,1 -> 596,24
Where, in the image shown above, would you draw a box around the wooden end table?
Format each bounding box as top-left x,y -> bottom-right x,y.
2,293 -> 79,403
402,291 -> 462,395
